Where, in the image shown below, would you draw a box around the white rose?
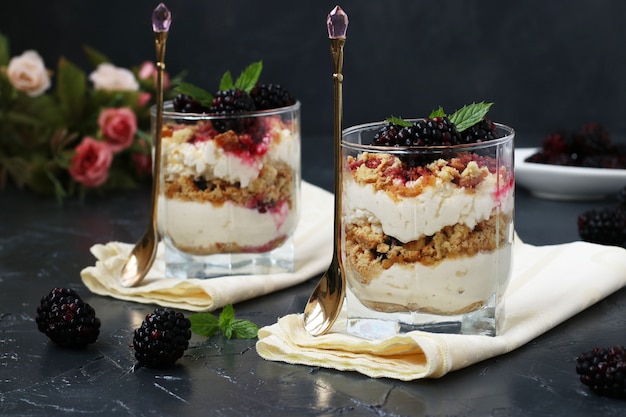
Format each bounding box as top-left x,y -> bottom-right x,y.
89,63 -> 139,91
7,50 -> 51,97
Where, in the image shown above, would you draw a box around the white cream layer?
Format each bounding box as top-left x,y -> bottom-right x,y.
347,247 -> 512,314
159,197 -> 297,250
343,174 -> 512,243
162,126 -> 299,187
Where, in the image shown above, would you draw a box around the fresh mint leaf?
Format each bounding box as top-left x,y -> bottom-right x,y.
385,116 -> 412,127
231,319 -> 259,339
175,82 -> 214,108
218,304 -> 235,330
189,304 -> 258,340
219,71 -> 234,91
188,312 -> 219,337
429,106 -> 446,118
233,61 -> 263,93
448,102 -> 493,132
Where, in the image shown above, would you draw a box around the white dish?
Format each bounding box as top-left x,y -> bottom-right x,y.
514,147 -> 626,200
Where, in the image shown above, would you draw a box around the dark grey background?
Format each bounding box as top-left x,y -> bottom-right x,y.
1,0 -> 625,141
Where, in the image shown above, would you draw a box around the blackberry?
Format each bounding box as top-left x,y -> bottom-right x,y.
573,123 -> 611,156
577,207 -> 626,246
459,118 -> 498,144
35,288 -> 101,348
172,94 -> 209,114
133,307 -> 192,368
209,88 -> 257,134
372,117 -> 461,148
250,83 -> 295,110
372,122 -> 403,146
576,345 -> 626,398
406,117 -> 462,147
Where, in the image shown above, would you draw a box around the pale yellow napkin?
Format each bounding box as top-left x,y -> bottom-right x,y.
80,181 -> 333,311
256,239 -> 626,380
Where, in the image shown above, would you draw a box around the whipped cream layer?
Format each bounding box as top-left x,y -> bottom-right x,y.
347,247 -> 512,314
160,197 -> 297,254
344,175 -> 512,243
162,119 -> 299,187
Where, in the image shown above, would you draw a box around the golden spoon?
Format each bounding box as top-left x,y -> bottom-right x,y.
119,3 -> 171,288
303,5 -> 348,336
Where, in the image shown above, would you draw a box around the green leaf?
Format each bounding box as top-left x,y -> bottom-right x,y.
82,45 -> 111,68
218,304 -> 235,330
188,312 -> 220,337
385,116 -> 412,127
448,102 -> 493,132
231,319 -> 259,339
189,304 -> 258,340
233,61 -> 262,93
175,82 -> 214,108
56,57 -> 86,124
219,71 -> 234,91
429,106 -> 446,118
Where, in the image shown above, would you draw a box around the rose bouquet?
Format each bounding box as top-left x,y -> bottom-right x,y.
0,33 -> 182,201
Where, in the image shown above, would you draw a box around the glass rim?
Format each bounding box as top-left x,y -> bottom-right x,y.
152,99 -> 301,120
341,119 -> 515,152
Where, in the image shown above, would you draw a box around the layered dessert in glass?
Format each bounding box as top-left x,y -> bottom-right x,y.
341,107 -> 514,338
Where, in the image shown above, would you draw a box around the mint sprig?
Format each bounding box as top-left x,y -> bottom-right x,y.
448,102 -> 493,132
175,82 -> 214,107
174,61 -> 263,107
189,304 -> 259,340
218,61 -> 263,94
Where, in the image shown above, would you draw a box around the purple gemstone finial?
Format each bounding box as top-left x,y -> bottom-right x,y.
152,3 -> 171,33
327,6 -> 348,39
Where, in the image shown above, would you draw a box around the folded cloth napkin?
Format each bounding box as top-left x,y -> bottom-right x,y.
80,181 -> 333,312
256,239 -> 626,380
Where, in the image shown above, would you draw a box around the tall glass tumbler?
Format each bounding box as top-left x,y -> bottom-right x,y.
341,121 -> 515,339
154,101 -> 301,279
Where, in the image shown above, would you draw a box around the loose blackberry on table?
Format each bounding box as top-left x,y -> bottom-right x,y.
35,287 -> 101,348
577,207 -> 626,247
576,345 -> 626,398
133,307 -> 192,368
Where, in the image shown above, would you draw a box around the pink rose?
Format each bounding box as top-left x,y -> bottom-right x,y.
69,137 -> 113,188
98,107 -> 137,152
89,63 -> 139,91
7,50 -> 51,97
138,61 -> 170,90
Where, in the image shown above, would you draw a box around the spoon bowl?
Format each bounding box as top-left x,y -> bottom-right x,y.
119,223 -> 159,287
303,257 -> 344,335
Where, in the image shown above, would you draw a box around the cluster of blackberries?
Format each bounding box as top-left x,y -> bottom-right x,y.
36,288 -> 191,368
173,83 -> 295,134
372,116 -> 498,148
577,186 -> 626,247
576,345 -> 626,398
526,123 -> 626,169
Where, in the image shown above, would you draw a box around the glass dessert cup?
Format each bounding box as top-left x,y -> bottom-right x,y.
341,121 -> 515,339
153,101 -> 301,279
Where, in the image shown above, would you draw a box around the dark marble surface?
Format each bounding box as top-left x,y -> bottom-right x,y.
2,134 -> 626,417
